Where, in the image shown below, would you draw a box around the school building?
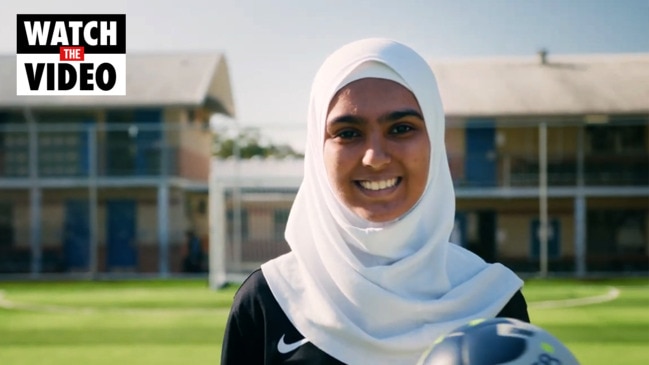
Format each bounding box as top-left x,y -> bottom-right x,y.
0,53 -> 235,276
211,52 -> 649,282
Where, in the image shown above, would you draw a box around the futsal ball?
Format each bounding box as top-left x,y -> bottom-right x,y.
417,317 -> 580,365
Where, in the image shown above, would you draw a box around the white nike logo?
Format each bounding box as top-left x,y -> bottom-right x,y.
277,334 -> 309,354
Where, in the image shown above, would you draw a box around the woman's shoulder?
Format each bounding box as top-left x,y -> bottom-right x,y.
497,290 -> 530,323
238,268 -> 268,292
231,269 -> 275,309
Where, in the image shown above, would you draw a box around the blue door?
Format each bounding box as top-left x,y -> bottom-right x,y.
106,200 -> 137,269
530,218 -> 560,259
63,200 -> 90,270
465,119 -> 496,186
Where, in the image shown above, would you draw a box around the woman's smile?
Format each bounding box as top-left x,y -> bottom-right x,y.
355,177 -> 401,200
357,177 -> 400,191
324,78 -> 430,222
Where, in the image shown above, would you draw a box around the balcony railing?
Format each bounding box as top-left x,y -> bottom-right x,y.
449,152 -> 648,187
1,123 -> 648,187
0,123 -> 197,180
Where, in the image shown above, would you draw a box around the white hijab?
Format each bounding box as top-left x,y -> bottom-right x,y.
261,38 -> 523,365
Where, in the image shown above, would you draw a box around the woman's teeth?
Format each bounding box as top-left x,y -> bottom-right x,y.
359,178 -> 398,191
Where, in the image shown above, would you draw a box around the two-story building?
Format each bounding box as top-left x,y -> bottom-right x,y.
0,53 -> 235,276
434,52 -> 648,274
210,52 -> 648,286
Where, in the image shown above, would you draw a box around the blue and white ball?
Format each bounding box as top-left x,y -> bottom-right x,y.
418,317 -> 580,365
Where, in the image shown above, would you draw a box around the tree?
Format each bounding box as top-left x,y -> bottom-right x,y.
213,127 -> 302,159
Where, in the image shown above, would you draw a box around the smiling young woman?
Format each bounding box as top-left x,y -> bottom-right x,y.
221,38 -> 529,365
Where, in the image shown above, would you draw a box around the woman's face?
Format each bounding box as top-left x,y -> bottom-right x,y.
324,78 -> 431,222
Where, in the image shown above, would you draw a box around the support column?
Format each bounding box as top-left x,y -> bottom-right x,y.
158,123 -> 170,277
158,183 -> 170,277
574,125 -> 586,277
574,195 -> 587,277
29,187 -> 41,276
26,110 -> 41,276
538,122 -> 548,277
88,124 -> 99,277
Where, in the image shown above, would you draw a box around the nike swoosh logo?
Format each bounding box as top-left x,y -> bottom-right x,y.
277,334 -> 309,354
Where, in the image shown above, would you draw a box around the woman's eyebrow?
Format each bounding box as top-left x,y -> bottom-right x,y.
383,109 -> 424,122
328,109 -> 424,126
327,114 -> 363,125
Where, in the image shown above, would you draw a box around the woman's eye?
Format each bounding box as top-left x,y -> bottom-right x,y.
391,124 -> 413,134
337,130 -> 360,139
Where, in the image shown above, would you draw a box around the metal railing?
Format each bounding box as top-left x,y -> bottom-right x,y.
447,152 -> 649,187
0,123 -> 199,179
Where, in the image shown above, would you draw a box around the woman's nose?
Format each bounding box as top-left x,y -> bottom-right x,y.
362,135 -> 391,169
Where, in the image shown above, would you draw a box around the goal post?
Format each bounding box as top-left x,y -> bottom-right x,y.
208,157 -> 304,289
208,170 -> 227,290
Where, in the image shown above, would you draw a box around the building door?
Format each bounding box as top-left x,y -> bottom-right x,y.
0,202 -> 13,248
106,200 -> 137,270
63,200 -> 90,270
466,119 -> 496,186
463,210 -> 497,262
477,210 -> 497,262
530,218 -> 560,259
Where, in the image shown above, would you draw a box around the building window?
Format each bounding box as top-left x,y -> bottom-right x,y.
2,131 -> 29,177
105,109 -> 162,176
587,209 -> 647,255
586,121 -> 646,154
585,120 -> 648,185
38,131 -> 83,176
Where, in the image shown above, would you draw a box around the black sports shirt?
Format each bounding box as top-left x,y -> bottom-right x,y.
221,269 -> 530,365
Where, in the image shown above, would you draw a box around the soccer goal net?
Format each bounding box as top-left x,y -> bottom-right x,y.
209,158 -> 302,289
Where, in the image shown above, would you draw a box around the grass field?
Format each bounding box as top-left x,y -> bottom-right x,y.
0,278 -> 647,364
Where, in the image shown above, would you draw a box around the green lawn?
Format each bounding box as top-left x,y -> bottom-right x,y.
525,278 -> 649,364
0,278 -> 647,364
